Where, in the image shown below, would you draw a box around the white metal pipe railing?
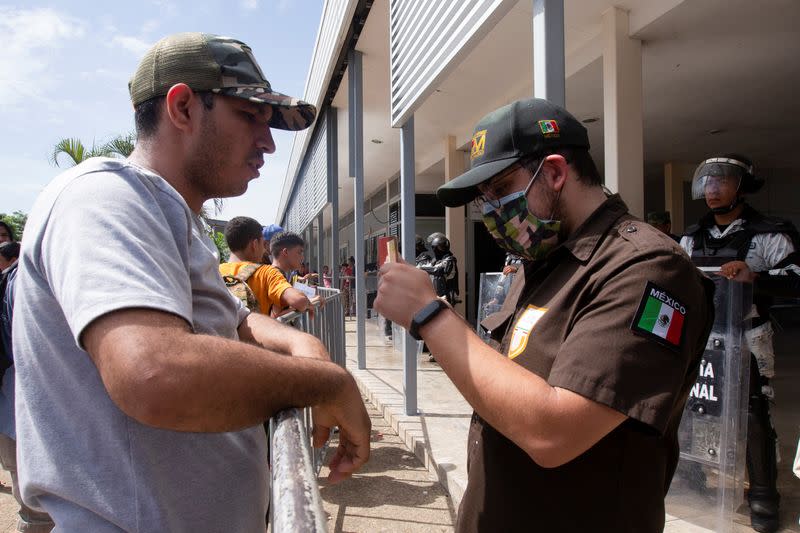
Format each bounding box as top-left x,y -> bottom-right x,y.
270,289 -> 346,532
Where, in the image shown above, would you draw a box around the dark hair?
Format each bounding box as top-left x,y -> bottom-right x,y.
270,231 -> 305,258
224,216 -> 263,252
521,148 -> 602,186
134,92 -> 215,140
0,221 -> 16,242
0,241 -> 20,261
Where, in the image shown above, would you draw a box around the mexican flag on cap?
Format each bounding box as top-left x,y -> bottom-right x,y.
631,282 -> 686,348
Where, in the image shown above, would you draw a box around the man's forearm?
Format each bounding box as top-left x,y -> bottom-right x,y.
114,329 -> 349,432
239,311 -> 325,358
419,309 -> 624,467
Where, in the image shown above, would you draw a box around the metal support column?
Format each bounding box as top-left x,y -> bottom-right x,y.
532,0 -> 565,106
327,107 -> 340,289
400,116 -> 418,416
316,212 -> 324,276
348,50 -> 367,369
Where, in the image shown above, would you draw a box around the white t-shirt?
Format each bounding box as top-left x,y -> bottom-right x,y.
13,158 -> 265,532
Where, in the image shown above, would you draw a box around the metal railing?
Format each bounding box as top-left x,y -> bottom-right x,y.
269,288 -> 346,532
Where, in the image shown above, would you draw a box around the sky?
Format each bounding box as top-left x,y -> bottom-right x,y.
0,0 -> 323,225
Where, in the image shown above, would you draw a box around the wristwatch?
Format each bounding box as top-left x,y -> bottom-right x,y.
408,299 -> 449,340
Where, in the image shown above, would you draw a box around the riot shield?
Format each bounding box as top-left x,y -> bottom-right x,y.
665,276 -> 751,531
476,272 -> 513,341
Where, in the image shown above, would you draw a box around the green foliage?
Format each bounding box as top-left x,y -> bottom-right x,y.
0,211 -> 28,241
211,231 -> 230,263
50,133 -> 136,167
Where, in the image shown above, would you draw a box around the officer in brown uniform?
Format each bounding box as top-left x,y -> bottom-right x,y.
374,98 -> 715,532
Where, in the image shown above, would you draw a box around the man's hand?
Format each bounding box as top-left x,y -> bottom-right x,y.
502,265 -> 519,275
374,261 -> 438,329
311,375 -> 371,483
718,260 -> 757,283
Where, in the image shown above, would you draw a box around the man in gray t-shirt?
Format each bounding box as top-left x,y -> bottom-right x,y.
13,33 -> 370,532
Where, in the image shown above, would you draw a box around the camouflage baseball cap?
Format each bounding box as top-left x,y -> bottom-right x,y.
129,32 -> 316,131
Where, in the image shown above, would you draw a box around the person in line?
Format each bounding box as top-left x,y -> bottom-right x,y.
681,154 -> 800,533
647,211 -> 680,242
219,216 -> 314,316
375,98 -> 715,532
321,265 -> 332,288
260,223 -> 285,264
0,242 -> 54,533
0,222 -> 15,244
12,32 -> 369,531
270,231 -> 322,316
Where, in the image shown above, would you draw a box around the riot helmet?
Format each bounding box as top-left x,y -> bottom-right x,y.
691,154 -> 764,214
428,232 -> 450,258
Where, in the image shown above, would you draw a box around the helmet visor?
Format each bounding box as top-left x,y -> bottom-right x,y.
691,158 -> 749,200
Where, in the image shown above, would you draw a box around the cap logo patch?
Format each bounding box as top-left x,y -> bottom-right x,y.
471,129 -> 487,160
538,120 -> 560,137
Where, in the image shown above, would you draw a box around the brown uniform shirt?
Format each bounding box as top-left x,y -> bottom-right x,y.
457,195 -> 714,533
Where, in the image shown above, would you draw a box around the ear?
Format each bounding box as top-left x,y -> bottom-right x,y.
165,83 -> 199,133
543,154 -> 569,193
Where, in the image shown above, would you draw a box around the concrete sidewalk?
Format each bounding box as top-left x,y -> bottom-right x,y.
345,316 -> 800,533
345,317 -> 471,509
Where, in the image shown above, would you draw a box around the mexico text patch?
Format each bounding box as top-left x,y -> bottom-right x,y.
631,281 -> 686,350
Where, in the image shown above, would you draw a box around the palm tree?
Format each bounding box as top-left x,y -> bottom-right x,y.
105,133 -> 136,159
50,133 -> 136,168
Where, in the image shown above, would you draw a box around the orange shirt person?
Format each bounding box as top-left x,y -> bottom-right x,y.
219,217 -> 312,316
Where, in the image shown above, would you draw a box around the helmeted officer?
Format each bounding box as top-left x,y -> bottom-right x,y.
419,232 -> 459,305
681,154 -> 800,533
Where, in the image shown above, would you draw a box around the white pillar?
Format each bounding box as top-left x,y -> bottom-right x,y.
532,0 -> 565,106
444,135 -> 466,317
602,7 -> 644,217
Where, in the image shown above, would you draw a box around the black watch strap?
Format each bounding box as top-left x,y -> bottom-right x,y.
409,299 -> 449,340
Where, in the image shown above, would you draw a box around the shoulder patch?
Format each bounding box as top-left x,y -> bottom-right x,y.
630,281 -> 687,351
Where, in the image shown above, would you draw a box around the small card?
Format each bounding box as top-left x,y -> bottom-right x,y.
293,281 -> 317,299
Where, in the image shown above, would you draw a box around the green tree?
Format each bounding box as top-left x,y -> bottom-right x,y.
0,211 -> 28,241
50,133 -> 136,167
211,230 -> 230,263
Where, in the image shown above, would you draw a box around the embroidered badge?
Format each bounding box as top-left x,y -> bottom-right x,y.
631,281 -> 687,350
538,120 -> 559,137
508,304 -> 547,360
471,129 -> 487,160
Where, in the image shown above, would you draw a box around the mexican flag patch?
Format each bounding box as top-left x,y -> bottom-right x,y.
631,281 -> 687,349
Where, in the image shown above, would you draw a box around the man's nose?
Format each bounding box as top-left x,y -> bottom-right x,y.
258,126 -> 276,154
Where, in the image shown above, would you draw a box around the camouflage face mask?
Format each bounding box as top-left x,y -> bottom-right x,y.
480,164 -> 561,261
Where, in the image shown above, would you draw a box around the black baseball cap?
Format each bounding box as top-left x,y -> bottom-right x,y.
436,98 -> 590,207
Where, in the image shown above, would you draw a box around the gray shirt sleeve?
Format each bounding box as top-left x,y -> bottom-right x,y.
42,170 -> 195,345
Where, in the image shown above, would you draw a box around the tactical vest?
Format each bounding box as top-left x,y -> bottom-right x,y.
685,205 -> 800,325
686,205 -> 798,268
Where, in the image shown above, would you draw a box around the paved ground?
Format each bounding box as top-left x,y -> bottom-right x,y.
319,399 -> 455,532
0,469 -> 19,533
